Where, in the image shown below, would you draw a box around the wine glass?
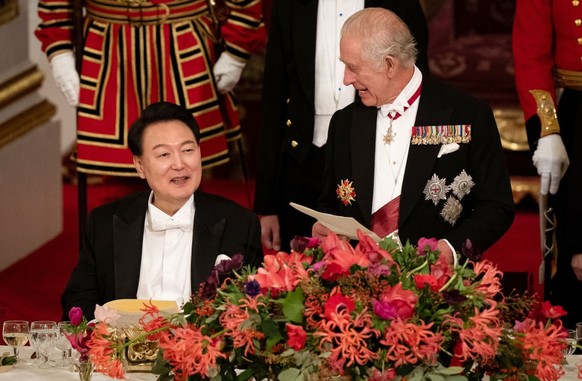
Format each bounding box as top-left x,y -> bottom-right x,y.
2,320 -> 30,362
30,321 -> 57,368
563,329 -> 577,355
54,321 -> 73,368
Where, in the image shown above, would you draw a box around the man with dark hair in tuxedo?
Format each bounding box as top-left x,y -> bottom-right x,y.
61,102 -> 263,320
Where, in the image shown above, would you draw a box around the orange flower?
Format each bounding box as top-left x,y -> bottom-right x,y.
87,322 -> 126,379
314,308 -> 380,371
219,297 -> 266,356
444,304 -> 502,363
472,260 -> 503,298
380,318 -> 444,367
159,324 -> 227,380
515,319 -> 566,381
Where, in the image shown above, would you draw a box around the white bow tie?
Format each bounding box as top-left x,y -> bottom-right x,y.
150,217 -> 192,232
380,102 -> 407,119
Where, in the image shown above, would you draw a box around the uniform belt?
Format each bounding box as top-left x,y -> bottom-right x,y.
85,0 -> 207,25
555,68 -> 582,91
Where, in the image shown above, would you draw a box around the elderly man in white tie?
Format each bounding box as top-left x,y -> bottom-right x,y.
312,8 -> 515,263
61,102 -> 263,320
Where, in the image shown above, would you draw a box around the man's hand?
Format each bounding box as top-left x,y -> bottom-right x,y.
260,215 -> 281,251
533,135 -> 569,195
312,221 -> 332,241
50,51 -> 80,107
437,240 -> 454,265
212,53 -> 246,94
571,254 -> 582,281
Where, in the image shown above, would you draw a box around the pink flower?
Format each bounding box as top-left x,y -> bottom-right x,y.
355,230 -> 394,265
69,306 -> 84,326
94,305 -> 120,324
250,252 -> 311,294
286,323 -> 307,351
430,255 -> 453,289
374,284 -> 417,320
417,237 -> 438,253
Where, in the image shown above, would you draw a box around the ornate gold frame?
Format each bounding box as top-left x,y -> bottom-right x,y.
0,0 -> 18,26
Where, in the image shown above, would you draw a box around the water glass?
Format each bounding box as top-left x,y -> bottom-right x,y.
30,321 -> 57,368
54,321 -> 73,367
563,329 -> 577,356
2,320 -> 30,362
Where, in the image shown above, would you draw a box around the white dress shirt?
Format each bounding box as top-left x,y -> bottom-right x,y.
313,0 -> 364,147
372,66 -> 423,213
136,193 -> 194,307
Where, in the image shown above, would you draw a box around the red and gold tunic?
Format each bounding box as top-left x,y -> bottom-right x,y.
513,0 -> 582,121
35,0 -> 265,175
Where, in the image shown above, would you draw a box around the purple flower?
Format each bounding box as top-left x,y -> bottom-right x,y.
290,236 -> 320,253
461,239 -> 482,261
243,280 -> 260,297
69,307 -> 84,326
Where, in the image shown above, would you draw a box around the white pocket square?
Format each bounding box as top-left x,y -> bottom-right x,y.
214,254 -> 231,266
437,143 -> 460,158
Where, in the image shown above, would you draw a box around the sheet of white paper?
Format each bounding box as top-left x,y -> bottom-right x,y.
290,202 -> 382,242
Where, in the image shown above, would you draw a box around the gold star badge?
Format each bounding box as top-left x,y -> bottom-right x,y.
336,179 -> 356,206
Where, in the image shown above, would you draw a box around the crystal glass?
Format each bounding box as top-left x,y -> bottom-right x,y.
2,320 -> 30,362
30,321 -> 57,368
55,321 -> 73,367
563,329 -> 577,356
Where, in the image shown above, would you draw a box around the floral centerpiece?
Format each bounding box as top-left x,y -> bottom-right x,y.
84,231 -> 571,381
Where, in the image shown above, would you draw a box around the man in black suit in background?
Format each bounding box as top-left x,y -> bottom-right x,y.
254,0 -> 429,252
61,102 -> 263,320
313,8 -> 514,263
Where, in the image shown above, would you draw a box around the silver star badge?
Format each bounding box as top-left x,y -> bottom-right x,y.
423,174 -> 448,205
451,170 -> 475,200
440,196 -> 463,225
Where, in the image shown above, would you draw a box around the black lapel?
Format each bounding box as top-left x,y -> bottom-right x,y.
351,102 -> 378,226
190,192 -> 226,289
113,192 -> 148,299
294,0 -> 319,106
399,79 -> 453,225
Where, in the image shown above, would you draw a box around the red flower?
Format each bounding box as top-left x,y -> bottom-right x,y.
286,323 -> 307,351
414,274 -> 440,292
324,291 -> 356,320
540,301 -> 567,320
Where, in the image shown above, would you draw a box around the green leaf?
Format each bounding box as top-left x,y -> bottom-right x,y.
277,288 -> 305,324
278,368 -> 301,381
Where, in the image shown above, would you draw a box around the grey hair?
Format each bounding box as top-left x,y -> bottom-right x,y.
341,8 -> 418,70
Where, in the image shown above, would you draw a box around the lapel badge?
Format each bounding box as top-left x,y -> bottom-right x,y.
423,174 -> 449,205
336,179 -> 356,206
440,196 -> 463,225
451,170 -> 474,199
411,124 -> 471,145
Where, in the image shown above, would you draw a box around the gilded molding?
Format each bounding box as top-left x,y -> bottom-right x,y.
0,66 -> 44,109
0,100 -> 56,149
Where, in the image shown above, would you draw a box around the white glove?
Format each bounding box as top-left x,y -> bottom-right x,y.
50,51 -> 80,107
212,53 -> 246,94
533,134 -> 570,195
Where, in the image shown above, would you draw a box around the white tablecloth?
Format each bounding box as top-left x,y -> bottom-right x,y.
1,346 -> 580,381
0,346 -> 156,381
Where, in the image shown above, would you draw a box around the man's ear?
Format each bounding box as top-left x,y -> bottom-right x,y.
133,156 -> 146,179
384,55 -> 398,77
